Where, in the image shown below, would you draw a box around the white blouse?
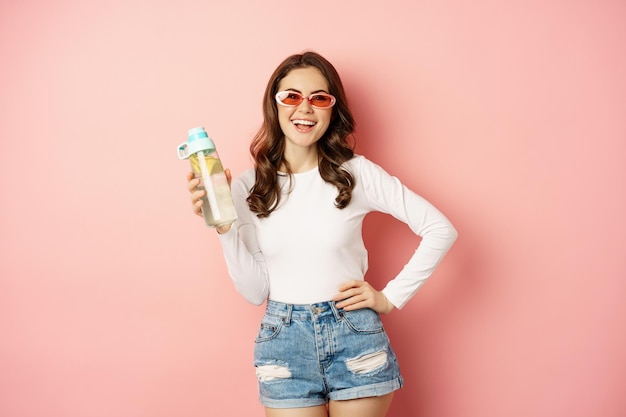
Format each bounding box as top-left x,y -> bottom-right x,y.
217,155 -> 457,309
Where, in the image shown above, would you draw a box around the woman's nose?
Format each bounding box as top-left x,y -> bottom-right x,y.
296,98 -> 313,112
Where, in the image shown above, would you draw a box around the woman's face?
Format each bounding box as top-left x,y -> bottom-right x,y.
276,67 -> 333,153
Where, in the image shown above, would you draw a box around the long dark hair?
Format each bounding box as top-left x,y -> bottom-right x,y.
247,51 -> 356,218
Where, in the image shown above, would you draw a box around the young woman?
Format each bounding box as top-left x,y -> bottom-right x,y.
187,51 -> 458,417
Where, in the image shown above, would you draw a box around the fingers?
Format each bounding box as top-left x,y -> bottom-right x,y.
185,169 -> 233,219
333,280 -> 371,308
224,168 -> 232,185
190,190 -> 204,216
339,299 -> 374,311
334,279 -> 361,295
186,172 -> 204,217
186,172 -> 201,192
333,288 -> 362,304
333,280 -> 394,314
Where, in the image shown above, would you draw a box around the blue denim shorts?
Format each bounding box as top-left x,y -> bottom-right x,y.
253,300 -> 403,408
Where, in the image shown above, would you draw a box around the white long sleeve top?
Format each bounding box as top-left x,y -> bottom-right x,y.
217,155 -> 457,309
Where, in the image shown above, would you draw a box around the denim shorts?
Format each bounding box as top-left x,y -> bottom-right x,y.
253,300 -> 403,408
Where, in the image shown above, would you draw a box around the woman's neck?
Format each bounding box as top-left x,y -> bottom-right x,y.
282,146 -> 319,173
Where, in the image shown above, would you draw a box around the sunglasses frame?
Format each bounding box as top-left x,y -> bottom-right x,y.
275,90 -> 336,109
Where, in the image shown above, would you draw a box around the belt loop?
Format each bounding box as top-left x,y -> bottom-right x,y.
330,301 -> 343,320
283,304 -> 293,326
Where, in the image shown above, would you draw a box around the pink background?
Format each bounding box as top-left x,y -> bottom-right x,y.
1,1 -> 625,416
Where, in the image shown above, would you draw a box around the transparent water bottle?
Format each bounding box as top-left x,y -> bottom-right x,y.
177,127 -> 237,227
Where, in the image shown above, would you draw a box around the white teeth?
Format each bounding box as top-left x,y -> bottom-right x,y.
292,119 -> 316,126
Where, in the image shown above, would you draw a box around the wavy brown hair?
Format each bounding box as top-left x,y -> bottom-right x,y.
247,51 -> 356,218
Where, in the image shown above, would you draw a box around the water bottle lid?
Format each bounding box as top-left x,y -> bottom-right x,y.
177,127 -> 216,159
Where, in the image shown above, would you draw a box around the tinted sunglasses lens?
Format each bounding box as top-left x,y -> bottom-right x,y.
309,94 -> 335,108
276,92 -> 303,106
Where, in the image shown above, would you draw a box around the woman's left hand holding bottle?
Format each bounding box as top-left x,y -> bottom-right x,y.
186,169 -> 234,234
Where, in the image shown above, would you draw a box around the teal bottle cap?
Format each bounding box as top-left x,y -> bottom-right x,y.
177,127 -> 216,159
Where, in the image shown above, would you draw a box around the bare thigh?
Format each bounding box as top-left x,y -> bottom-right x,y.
265,405 -> 328,417
328,393 -> 394,417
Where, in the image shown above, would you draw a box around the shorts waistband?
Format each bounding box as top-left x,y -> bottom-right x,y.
265,300 -> 344,323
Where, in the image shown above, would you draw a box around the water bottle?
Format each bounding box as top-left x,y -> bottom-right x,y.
177,127 -> 237,228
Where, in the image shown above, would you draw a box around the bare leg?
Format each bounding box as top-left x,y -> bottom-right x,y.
265,405 -> 328,417
328,393 -> 394,417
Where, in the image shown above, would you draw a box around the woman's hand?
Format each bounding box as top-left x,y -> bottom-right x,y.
186,171 -> 205,217
186,169 -> 234,234
333,280 -> 395,314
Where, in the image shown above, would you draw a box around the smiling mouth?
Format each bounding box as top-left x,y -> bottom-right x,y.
292,119 -> 316,132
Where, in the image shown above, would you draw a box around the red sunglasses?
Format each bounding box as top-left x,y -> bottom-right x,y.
275,91 -> 336,109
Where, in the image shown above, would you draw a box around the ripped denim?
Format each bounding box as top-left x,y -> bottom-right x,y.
253,300 -> 403,408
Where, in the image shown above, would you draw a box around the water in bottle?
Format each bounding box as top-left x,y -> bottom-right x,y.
177,127 -> 237,227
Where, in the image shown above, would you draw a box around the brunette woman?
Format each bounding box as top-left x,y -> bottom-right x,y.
187,51 -> 457,417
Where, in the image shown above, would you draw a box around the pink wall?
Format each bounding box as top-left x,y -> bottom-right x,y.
1,1 -> 625,416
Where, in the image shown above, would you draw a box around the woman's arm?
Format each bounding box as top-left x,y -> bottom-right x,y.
188,171 -> 269,305
360,157 -> 458,309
